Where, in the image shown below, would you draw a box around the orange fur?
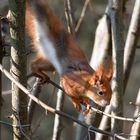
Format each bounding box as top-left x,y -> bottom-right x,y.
26,0 -> 113,112
26,2 -> 38,51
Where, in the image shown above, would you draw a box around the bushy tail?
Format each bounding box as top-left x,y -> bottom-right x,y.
28,0 -> 64,38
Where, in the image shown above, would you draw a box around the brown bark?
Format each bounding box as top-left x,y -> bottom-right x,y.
0,16 -> 3,140
109,0 -> 124,135
8,0 -> 28,139
123,0 -> 140,92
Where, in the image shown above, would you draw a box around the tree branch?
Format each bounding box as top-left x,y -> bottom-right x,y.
28,78 -> 42,125
123,0 -> 140,92
0,16 -> 4,140
130,89 -> 140,140
75,0 -> 90,33
109,0 -> 124,134
64,0 -> 75,35
52,89 -> 65,140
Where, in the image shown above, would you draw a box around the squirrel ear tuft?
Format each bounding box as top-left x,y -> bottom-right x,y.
95,61 -> 113,81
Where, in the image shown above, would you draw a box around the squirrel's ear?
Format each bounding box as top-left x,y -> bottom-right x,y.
105,64 -> 113,81
96,66 -> 104,81
95,61 -> 113,81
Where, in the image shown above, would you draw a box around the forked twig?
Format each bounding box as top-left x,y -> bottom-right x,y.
64,0 -> 75,35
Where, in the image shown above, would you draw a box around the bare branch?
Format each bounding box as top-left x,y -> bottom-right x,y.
0,120 -> 29,128
52,89 -> 65,140
75,0 -> 90,33
130,89 -> 140,140
123,0 -> 140,91
0,16 -> 4,140
95,106 -> 111,140
90,106 -> 140,123
109,0 -> 124,134
28,78 -> 42,124
64,0 -> 75,35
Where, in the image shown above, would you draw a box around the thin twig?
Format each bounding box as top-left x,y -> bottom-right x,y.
75,0 -> 90,32
31,112 -> 46,136
123,0 -> 140,92
90,106 -> 140,123
28,78 -> 42,124
0,120 -> 30,128
89,127 -> 127,140
15,110 -> 31,140
95,106 -> 111,140
64,0 -> 75,35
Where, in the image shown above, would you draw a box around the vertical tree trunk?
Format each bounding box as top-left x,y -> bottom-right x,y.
109,0 -> 124,135
123,0 -> 140,92
8,0 -> 28,140
125,1 -> 140,139
130,89 -> 140,140
0,17 -> 3,140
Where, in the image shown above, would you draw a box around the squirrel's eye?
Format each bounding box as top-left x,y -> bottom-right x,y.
97,91 -> 104,96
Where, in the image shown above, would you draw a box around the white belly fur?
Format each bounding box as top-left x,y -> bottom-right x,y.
35,21 -> 62,75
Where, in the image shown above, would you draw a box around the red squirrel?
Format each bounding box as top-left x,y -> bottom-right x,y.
26,0 -> 112,111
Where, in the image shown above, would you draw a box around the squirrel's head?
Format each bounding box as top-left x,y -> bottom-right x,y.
85,64 -> 112,107
61,65 -> 112,108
